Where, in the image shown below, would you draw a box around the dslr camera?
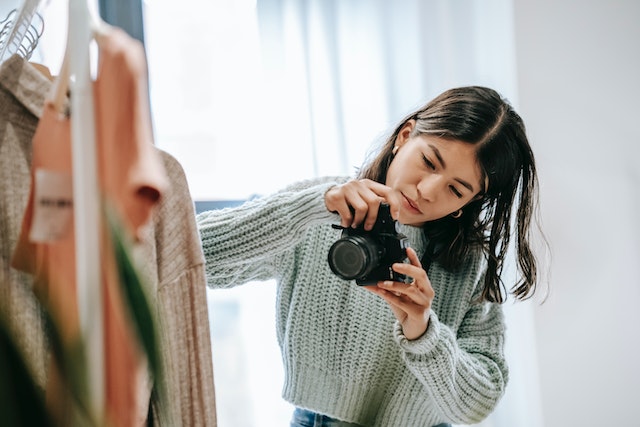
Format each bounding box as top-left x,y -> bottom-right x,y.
328,203 -> 410,285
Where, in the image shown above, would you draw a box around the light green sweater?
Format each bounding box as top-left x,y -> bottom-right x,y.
197,177 -> 508,427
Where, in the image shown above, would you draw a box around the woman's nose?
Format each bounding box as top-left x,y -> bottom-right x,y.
417,175 -> 443,202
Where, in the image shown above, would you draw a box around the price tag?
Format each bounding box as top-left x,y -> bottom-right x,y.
29,169 -> 74,242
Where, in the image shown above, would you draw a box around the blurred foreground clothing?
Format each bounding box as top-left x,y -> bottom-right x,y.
1,48 -> 216,426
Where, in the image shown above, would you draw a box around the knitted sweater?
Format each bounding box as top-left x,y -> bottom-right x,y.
197,177 -> 508,427
0,54 -> 216,426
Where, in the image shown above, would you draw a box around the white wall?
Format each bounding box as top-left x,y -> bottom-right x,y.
512,0 -> 640,425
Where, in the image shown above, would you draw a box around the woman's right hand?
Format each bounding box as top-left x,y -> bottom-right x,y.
324,179 -> 400,230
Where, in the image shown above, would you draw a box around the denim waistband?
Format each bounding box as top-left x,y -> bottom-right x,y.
289,407 -> 451,427
290,408 -> 363,427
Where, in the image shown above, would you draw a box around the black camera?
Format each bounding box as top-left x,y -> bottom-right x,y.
327,203 -> 410,285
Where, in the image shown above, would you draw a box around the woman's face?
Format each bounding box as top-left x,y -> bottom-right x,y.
385,121 -> 484,227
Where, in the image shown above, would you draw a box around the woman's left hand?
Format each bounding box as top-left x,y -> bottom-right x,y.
364,247 -> 434,340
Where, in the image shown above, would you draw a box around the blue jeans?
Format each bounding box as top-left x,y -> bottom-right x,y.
289,408 -> 451,427
289,408 -> 363,427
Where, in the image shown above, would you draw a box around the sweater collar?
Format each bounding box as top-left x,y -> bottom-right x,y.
0,54 -> 52,119
398,223 -> 426,259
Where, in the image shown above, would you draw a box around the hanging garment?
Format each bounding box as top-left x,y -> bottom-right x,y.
12,26 -> 168,424
91,31 -> 216,425
11,84 -> 87,427
0,53 -> 51,390
139,150 -> 218,427
8,26 -> 216,426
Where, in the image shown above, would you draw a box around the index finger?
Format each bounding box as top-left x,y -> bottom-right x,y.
405,247 -> 422,268
351,180 -> 394,230
392,248 -> 427,282
358,182 -> 400,229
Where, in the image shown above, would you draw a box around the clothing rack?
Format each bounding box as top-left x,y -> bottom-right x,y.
1,0 -> 105,419
66,0 -> 104,420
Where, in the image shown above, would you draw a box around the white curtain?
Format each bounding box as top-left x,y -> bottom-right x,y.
254,0 -> 520,178
144,0 -> 541,426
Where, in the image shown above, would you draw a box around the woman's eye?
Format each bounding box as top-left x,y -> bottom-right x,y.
422,155 -> 435,170
450,186 -> 463,198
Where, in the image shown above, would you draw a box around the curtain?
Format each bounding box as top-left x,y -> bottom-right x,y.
254,0 -> 520,179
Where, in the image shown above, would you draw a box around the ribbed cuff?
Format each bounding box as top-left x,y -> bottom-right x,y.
393,310 -> 440,355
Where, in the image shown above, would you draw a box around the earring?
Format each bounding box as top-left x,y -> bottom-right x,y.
392,146 -> 399,155
451,209 -> 463,219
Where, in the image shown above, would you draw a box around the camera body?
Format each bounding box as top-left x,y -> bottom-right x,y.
328,203 -> 410,285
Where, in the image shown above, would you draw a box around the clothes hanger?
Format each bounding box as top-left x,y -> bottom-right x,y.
48,0 -> 111,114
0,1 -> 52,81
48,2 -> 114,421
0,0 -> 45,62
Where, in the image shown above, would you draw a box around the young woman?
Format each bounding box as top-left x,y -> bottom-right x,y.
197,86 -> 543,427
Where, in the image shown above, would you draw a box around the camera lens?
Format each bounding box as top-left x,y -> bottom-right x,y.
328,235 -> 381,280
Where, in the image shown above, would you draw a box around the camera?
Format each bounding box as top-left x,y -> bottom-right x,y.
327,203 -> 410,285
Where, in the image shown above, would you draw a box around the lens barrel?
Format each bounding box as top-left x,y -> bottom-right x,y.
328,235 -> 381,280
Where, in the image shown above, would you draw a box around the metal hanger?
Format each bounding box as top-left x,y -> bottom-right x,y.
0,0 -> 45,62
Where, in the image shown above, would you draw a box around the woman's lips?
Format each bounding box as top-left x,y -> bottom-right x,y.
402,194 -> 422,214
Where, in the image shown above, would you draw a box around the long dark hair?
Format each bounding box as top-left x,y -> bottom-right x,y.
358,86 -> 540,303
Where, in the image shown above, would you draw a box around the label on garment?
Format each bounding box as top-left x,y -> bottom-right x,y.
29,169 -> 74,242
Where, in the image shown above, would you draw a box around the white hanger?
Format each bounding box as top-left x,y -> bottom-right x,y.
49,1 -> 113,422
48,0 -> 111,113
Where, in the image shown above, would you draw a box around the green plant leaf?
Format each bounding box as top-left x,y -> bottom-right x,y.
41,304 -> 95,425
0,312 -> 53,427
106,208 -> 161,380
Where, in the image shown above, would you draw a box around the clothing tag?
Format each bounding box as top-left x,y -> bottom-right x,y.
29,169 -> 74,242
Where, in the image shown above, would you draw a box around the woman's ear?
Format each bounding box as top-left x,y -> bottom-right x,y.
395,119 -> 416,148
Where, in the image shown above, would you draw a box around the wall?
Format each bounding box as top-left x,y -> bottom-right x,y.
512,0 -> 640,425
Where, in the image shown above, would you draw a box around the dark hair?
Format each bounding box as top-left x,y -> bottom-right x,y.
358,86 -> 540,303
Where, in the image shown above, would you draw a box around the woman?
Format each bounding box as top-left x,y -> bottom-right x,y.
197,86 -> 543,426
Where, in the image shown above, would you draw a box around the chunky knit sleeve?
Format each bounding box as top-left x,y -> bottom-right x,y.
196,177 -> 344,288
391,257 -> 508,425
